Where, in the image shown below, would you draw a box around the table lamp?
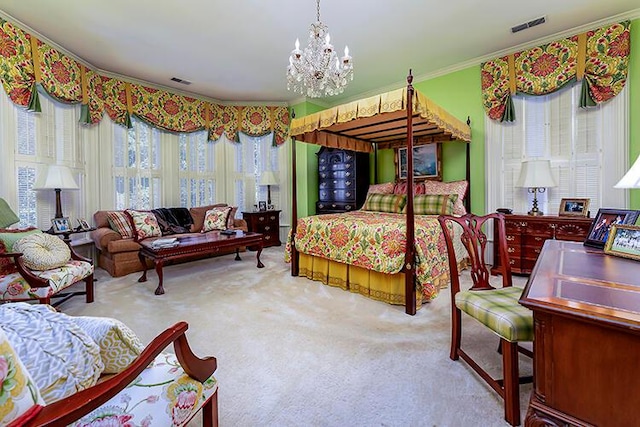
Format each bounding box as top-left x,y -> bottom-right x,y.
516,159 -> 556,216
33,165 -> 79,219
260,171 -> 278,209
614,154 -> 640,189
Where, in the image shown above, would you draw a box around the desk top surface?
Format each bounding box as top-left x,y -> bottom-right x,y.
520,240 -> 640,328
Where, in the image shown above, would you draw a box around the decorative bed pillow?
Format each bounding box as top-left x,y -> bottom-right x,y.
404,194 -> 458,215
366,182 -> 395,196
0,303 -> 103,404
0,227 -> 41,252
0,325 -> 45,425
392,181 -> 426,195
422,180 -> 468,215
125,210 -> 161,240
70,316 -> 144,374
106,211 -> 134,239
362,193 -> 407,213
202,206 -> 232,232
13,233 -> 71,271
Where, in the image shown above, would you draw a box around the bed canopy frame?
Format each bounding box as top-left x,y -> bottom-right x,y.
289,71 -> 472,315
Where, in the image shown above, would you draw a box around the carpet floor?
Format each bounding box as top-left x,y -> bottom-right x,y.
62,246 -> 532,426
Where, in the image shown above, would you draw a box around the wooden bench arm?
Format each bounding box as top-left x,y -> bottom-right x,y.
25,321 -> 217,426
69,243 -> 92,264
0,252 -> 48,288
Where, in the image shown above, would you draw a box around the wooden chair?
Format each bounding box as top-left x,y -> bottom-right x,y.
437,213 -> 533,426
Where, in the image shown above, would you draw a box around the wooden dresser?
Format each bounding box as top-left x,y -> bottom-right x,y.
520,240 -> 640,426
316,147 -> 369,214
242,210 -> 281,247
491,214 -> 593,275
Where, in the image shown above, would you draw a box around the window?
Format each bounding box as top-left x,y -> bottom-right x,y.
486,82 -> 628,217
236,132 -> 281,213
179,131 -> 216,207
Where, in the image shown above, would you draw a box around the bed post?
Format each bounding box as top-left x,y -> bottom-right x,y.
290,110 -> 299,276
465,116 -> 471,213
404,71 -> 417,316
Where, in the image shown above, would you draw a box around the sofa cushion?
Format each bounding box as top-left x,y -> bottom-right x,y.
71,352 -> 217,427
190,204 -> 228,233
202,207 -> 232,232
0,325 -> 45,425
0,303 -> 104,404
13,233 -> 71,271
71,316 -> 144,374
0,228 -> 41,252
125,210 -> 162,240
106,211 -> 134,239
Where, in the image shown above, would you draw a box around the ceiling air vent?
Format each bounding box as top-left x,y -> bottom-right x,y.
170,77 -> 191,85
511,16 -> 546,33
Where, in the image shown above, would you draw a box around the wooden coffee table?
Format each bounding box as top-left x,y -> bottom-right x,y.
138,231 -> 264,295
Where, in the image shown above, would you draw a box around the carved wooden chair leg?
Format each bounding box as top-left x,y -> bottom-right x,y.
202,392 -> 219,427
85,273 -> 95,303
450,306 -> 462,360
502,340 -> 520,426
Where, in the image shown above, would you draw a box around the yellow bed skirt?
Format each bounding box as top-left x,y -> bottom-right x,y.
298,253 -> 455,310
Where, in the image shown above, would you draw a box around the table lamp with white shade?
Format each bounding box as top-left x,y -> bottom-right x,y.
516,159 -> 556,216
614,154 -> 640,189
260,171 -> 278,209
33,165 -> 79,219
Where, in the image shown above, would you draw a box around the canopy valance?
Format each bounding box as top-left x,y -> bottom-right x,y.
0,16 -> 289,145
289,87 -> 471,153
482,20 -> 630,122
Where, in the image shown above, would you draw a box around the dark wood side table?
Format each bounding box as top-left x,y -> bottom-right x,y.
242,210 -> 281,247
520,240 -> 640,426
46,227 -> 96,244
491,214 -> 592,275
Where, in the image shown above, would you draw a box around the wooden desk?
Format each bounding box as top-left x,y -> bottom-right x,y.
520,240 -> 640,426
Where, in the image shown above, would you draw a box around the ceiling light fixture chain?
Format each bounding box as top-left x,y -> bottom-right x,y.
286,0 -> 353,98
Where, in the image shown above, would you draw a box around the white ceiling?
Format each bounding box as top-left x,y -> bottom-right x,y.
0,1 -> 638,106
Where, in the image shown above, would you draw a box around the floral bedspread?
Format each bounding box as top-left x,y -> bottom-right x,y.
286,211 -> 452,295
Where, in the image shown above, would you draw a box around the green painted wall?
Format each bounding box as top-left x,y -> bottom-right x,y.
629,18 -> 640,209
294,17 -> 640,215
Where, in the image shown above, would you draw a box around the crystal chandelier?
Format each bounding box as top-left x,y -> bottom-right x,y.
286,0 -> 353,98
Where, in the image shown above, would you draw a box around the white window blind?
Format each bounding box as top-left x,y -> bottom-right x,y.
178,131 -> 216,208
486,82 -> 628,217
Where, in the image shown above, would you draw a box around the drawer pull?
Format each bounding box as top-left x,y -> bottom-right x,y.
345,205 -> 352,210
270,216 -> 276,220
507,236 -> 515,241
331,204 -> 337,208
318,204 -> 324,209
265,235 -> 271,240
534,236 -> 543,241
258,216 -> 265,221
534,248 -> 541,254
346,192 -> 352,197
509,259 -> 515,265
264,226 -> 270,231
346,172 -> 351,177
508,247 -> 515,253
346,181 -> 352,186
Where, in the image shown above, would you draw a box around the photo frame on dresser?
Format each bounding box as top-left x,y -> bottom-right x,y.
604,224 -> 640,261
584,208 -> 640,248
558,198 -> 590,217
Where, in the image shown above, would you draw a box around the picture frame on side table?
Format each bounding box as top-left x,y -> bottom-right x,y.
77,218 -> 91,231
258,201 -> 267,211
558,198 -> 590,217
52,217 -> 71,233
604,224 -> 640,261
584,208 -> 640,248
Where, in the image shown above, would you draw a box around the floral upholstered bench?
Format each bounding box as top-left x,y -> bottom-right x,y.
0,303 -> 218,426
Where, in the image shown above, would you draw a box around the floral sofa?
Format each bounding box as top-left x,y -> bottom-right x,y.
0,303 -> 218,426
91,204 -> 248,277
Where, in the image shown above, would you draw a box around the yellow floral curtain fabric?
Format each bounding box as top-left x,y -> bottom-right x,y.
0,16 -> 289,144
482,20 -> 630,122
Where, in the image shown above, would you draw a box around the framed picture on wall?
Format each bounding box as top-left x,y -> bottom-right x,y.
396,143 -> 441,181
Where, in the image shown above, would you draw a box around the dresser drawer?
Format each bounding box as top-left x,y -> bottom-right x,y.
319,179 -> 356,190
524,234 -> 547,248
555,222 -> 592,240
319,188 -> 356,202
317,201 -> 357,213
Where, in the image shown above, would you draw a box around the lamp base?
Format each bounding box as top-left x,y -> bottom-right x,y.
528,209 -> 544,216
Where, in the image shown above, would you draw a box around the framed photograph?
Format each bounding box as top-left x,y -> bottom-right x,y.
258,201 -> 267,211
604,224 -> 640,261
51,217 -> 71,233
558,198 -> 590,217
584,208 -> 640,248
77,218 -> 91,231
396,143 -> 442,181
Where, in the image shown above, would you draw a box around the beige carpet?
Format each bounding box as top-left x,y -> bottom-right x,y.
63,247 -> 532,426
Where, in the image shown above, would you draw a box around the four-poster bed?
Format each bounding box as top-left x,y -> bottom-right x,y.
288,72 -> 472,315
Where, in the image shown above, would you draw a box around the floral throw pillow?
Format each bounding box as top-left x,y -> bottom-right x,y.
125,210 -> 161,241
202,207 -> 232,232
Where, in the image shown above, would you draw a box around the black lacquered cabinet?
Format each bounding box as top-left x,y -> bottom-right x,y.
316,147 -> 369,214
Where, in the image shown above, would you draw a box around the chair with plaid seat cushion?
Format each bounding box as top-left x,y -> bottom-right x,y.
437,213 -> 533,427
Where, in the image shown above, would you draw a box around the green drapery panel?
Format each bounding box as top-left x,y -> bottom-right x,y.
0,15 -> 289,142
482,20 -> 630,122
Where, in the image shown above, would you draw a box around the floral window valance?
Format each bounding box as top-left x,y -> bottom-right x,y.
0,17 -> 289,144
482,20 -> 630,122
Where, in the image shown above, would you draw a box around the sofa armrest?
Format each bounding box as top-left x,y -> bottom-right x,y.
90,227 -> 122,252
232,218 -> 248,232
24,322 -> 217,426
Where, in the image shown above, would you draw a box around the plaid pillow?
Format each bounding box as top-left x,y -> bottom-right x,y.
404,194 -> 458,215
422,180 -> 468,215
106,211 -> 134,239
362,194 -> 407,213
125,210 -> 161,240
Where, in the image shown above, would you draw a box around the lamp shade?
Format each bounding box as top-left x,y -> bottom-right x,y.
614,154 -> 640,188
515,160 -> 556,188
260,171 -> 278,186
0,198 -> 20,228
33,165 -> 79,190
